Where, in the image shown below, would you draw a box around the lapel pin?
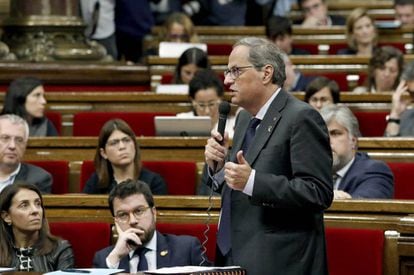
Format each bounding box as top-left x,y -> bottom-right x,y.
273,117 -> 277,121
160,250 -> 168,256
268,126 -> 272,132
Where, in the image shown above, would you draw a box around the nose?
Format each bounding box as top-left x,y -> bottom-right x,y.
128,212 -> 138,225
40,95 -> 47,105
224,74 -> 233,86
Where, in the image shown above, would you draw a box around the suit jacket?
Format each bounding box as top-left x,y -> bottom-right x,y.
215,90 -> 333,275
15,163 -> 52,194
338,152 -> 394,198
92,231 -> 208,272
292,72 -> 315,92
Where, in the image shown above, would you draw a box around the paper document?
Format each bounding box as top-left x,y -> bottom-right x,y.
44,268 -> 124,275
144,266 -> 242,274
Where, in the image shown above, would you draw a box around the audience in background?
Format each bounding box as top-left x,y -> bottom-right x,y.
385,61 -> 414,137
296,0 -> 346,27
2,77 -> 58,137
0,182 -> 74,272
0,115 -> 52,194
304,76 -> 340,111
338,8 -> 377,56
320,105 -> 394,199
282,53 -> 314,92
354,46 -> 404,93
92,179 -> 209,272
80,0 -> 117,59
159,12 -> 199,44
394,0 -> 414,26
83,119 -> 167,195
173,47 -> 210,84
266,15 -> 310,55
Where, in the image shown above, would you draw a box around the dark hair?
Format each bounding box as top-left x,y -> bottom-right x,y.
2,76 -> 43,120
394,0 -> 414,6
173,47 -> 210,84
108,179 -> 154,217
368,46 -> 404,91
298,0 -> 326,10
0,182 -> 59,266
266,16 -> 293,40
188,69 -> 224,99
304,76 -> 340,103
95,119 -> 141,191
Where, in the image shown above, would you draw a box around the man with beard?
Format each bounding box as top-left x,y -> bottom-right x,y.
320,105 -> 394,199
92,179 -> 208,272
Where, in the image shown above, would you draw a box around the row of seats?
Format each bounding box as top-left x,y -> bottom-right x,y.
50,221 -> 387,275
29,159 -> 414,199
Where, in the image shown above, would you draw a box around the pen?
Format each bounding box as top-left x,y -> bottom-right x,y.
62,269 -> 91,273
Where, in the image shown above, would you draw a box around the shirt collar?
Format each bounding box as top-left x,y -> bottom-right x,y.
336,156 -> 355,178
128,230 -> 157,258
255,87 -> 281,120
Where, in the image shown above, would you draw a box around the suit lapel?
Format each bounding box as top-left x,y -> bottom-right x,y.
118,256 -> 130,272
155,232 -> 171,268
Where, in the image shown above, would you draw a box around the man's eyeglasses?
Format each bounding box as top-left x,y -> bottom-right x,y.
224,66 -> 254,80
193,100 -> 220,110
0,135 -> 26,146
106,136 -> 133,148
114,206 -> 151,223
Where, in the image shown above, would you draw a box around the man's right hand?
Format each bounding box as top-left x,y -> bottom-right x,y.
205,130 -> 229,172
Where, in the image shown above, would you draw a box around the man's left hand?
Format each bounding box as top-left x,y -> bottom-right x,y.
224,151 -> 252,191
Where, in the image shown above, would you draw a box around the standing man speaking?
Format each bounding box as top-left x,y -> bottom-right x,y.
204,37 -> 333,275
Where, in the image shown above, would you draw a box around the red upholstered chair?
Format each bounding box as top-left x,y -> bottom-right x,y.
80,160 -> 197,195
45,111 -> 62,135
291,43 -> 319,55
26,160 -> 69,194
49,222 -> 112,268
157,223 -> 218,262
387,162 -> 414,199
72,112 -> 174,136
207,44 -> 233,55
353,111 -> 388,137
325,227 -> 384,275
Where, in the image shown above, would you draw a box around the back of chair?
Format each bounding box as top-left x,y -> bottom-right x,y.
49,222 -> 112,268
26,160 -> 69,194
387,162 -> 414,199
353,111 -> 388,137
72,112 -> 174,136
325,227 -> 384,275
45,111 -> 62,135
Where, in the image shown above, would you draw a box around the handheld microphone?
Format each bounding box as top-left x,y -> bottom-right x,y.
217,101 -> 231,144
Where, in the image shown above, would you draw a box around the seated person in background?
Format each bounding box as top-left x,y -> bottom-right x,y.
0,114 -> 52,194
296,0 -> 346,27
173,47 -> 210,84
354,46 -> 404,93
265,15 -> 310,55
83,119 -> 167,195
385,60 -> 414,136
282,52 -> 314,92
2,76 -> 58,137
93,179 -> 209,272
0,182 -> 74,272
337,8 -> 377,56
304,76 -> 340,111
320,105 -> 394,199
177,69 -> 235,138
394,0 -> 414,26
159,12 -> 199,43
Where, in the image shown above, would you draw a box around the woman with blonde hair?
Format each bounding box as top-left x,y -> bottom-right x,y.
159,12 -> 199,43
338,8 -> 378,56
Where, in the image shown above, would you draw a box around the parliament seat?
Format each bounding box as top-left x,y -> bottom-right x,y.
46,111 -> 62,135
387,162 -> 414,200
353,111 -> 388,137
80,160 -> 198,195
157,222 -> 217,262
72,111 -> 174,136
50,222 -> 112,268
325,227 -> 384,275
26,160 -> 69,194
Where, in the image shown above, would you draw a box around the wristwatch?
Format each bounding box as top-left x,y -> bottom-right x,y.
386,115 -> 400,124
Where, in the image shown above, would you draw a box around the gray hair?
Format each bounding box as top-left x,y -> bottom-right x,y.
401,61 -> 414,81
320,105 -> 361,137
0,114 -> 29,141
233,37 -> 286,86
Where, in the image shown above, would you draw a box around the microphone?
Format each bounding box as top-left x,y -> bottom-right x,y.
217,101 -> 231,144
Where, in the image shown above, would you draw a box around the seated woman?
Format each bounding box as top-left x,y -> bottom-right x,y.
173,47 -> 210,84
354,46 -> 404,93
1,76 -> 58,137
337,8 -> 377,56
82,119 -> 168,195
159,12 -> 199,43
0,182 -> 74,272
304,76 -> 340,112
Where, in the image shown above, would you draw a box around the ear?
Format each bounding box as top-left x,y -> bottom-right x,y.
262,64 -> 274,83
1,211 -> 11,225
351,135 -> 358,150
152,207 -> 157,222
100,148 -> 108,160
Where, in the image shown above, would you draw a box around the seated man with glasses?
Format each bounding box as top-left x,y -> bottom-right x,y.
296,0 -> 345,27
0,114 -> 52,193
92,179 -> 209,272
177,69 -> 236,138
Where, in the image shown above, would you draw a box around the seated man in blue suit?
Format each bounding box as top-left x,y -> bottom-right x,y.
320,105 -> 394,199
92,179 -> 209,272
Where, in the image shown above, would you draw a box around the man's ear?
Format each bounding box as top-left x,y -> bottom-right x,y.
262,64 -> 274,83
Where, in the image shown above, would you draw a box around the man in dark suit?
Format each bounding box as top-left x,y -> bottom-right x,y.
92,179 -> 208,272
320,105 -> 394,199
205,37 -> 333,275
0,114 -> 52,194
296,0 -> 346,27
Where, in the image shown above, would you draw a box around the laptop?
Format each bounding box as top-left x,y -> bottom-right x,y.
154,116 -> 211,136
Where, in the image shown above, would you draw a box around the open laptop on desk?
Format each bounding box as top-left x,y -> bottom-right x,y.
154,116 -> 211,137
